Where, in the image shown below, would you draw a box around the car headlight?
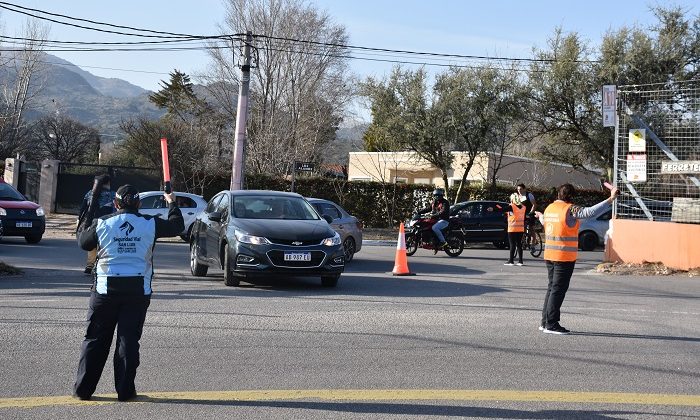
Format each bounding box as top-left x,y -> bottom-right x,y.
35,207 -> 45,217
322,232 -> 341,246
0,208 -> 5,216
234,230 -> 271,245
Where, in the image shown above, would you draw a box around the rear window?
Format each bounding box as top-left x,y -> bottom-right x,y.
0,183 -> 25,201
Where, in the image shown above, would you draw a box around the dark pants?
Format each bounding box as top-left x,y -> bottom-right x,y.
507,232 -> 524,263
74,292 -> 151,400
541,260 -> 576,328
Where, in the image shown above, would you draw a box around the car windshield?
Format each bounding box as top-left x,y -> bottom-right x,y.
232,196 -> 320,220
0,184 -> 25,201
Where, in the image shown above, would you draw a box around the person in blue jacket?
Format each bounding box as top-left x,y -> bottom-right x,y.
73,184 -> 183,402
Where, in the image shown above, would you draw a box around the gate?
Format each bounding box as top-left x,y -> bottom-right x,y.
55,163 -> 161,214
17,161 -> 40,203
614,80 -> 700,223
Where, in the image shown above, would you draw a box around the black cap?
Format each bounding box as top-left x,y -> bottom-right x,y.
115,184 -> 140,208
95,174 -> 110,184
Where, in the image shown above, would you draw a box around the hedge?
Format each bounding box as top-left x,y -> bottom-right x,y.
200,174 -> 609,228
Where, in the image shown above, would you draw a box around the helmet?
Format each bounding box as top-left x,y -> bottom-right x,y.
115,184 -> 140,209
432,188 -> 445,197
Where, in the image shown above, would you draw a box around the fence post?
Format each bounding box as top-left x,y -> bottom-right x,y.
39,160 -> 60,214
3,158 -> 20,187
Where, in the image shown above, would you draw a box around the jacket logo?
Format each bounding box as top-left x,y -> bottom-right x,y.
119,221 -> 135,236
292,241 -> 303,245
19,210 -> 25,214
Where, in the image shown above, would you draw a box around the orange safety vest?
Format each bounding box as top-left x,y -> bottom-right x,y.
543,200 -> 580,262
507,204 -> 526,233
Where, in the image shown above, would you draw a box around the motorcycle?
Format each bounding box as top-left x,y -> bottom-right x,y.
404,215 -> 464,257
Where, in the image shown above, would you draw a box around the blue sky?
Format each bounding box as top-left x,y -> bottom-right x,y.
0,0 -> 698,92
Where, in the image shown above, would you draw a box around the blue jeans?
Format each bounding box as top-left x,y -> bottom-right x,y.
432,219 -> 449,243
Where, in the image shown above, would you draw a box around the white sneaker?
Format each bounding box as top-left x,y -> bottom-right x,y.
504,262 -> 514,266
516,262 -> 524,266
538,326 -> 545,331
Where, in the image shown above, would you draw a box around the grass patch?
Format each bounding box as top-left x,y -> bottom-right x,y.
0,262 -> 23,276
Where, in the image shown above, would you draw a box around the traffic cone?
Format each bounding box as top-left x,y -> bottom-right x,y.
392,223 -> 415,276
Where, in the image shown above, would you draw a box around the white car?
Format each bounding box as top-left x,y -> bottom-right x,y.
138,191 -> 207,241
578,210 -> 612,251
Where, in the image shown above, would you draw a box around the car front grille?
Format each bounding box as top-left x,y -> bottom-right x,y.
267,250 -> 327,268
268,238 -> 323,246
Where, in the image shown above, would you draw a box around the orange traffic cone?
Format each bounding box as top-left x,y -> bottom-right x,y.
392,223 -> 415,276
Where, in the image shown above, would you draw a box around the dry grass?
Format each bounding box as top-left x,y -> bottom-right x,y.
596,261 -> 700,277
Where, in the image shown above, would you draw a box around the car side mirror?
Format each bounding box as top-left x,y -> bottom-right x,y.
209,211 -> 222,223
322,214 -> 334,224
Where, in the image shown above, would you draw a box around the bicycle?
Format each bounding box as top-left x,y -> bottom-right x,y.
521,216 -> 543,257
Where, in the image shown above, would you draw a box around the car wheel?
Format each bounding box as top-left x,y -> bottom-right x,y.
321,275 -> 339,287
190,241 -> 208,277
25,234 -> 42,244
342,237 -> 356,262
579,231 -> 598,251
180,225 -> 193,242
492,240 -> 508,249
223,246 -> 240,287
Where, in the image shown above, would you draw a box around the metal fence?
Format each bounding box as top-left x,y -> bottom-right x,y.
614,80 -> 700,224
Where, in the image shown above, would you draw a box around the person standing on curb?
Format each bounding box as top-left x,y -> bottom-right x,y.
73,184 -> 183,402
77,175 -> 115,274
502,197 -> 527,266
537,183 -> 619,335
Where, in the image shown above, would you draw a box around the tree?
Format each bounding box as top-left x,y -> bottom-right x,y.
30,115 -> 100,162
0,19 -> 49,159
204,0 -> 352,177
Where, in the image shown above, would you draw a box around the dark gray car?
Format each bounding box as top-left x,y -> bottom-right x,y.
307,198 -> 363,262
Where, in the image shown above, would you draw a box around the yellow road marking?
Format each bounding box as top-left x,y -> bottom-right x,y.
1,389 -> 700,410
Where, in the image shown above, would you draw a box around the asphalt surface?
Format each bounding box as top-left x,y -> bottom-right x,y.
0,237 -> 698,419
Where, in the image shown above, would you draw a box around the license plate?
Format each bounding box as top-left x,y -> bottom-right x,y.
284,252 -> 311,262
16,222 -> 32,228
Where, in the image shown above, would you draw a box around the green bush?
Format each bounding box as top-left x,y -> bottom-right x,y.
201,174 -> 609,228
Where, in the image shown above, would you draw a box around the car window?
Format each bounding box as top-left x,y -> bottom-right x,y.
233,196 -> 320,220
139,195 -> 159,209
314,202 -> 342,220
176,196 -> 197,208
206,195 -> 223,213
459,204 -> 482,218
597,210 -> 612,221
482,203 -> 500,216
216,194 -> 230,221
0,183 -> 25,201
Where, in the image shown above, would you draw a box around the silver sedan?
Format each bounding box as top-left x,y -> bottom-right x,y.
307,198 -> 363,262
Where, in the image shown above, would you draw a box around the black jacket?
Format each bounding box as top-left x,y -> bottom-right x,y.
419,197 -> 450,221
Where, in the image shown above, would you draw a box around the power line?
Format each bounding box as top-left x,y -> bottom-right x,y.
0,34 -> 231,46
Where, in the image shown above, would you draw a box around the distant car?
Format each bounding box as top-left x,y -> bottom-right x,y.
578,210 -> 612,251
617,198 -> 672,221
0,179 -> 45,243
306,198 -> 363,262
451,200 -> 509,248
138,191 -> 206,241
189,190 -> 345,287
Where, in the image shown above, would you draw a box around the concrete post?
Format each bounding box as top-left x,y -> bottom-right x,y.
39,160 -> 60,214
3,158 -> 19,187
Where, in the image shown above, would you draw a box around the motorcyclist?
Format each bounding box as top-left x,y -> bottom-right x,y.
417,188 -> 451,250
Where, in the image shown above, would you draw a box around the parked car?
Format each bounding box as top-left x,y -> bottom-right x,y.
578,210 -> 611,251
139,191 -> 207,241
451,200 -> 509,248
0,179 -> 46,243
189,190 -> 345,287
306,198 -> 363,262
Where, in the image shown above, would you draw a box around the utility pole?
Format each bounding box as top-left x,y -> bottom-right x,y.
230,31 -> 253,190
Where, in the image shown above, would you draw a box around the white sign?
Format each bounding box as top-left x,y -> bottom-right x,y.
602,85 -> 616,127
660,160 -> 700,174
627,154 -> 647,182
628,129 -> 646,152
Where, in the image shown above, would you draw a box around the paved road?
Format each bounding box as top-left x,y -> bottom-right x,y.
0,237 -> 698,419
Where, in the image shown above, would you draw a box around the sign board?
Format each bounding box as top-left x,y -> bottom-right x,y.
294,161 -> 315,172
628,129 -> 646,152
602,85 -> 616,127
626,154 -> 647,182
660,160 -> 700,174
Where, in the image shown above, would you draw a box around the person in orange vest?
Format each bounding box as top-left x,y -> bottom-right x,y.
537,183 -> 619,335
503,197 -> 527,266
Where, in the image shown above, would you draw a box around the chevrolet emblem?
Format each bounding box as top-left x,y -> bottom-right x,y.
292,241 -> 303,246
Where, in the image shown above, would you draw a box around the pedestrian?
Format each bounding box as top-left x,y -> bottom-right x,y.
73,184 -> 184,401
510,183 -> 538,244
77,174 -> 115,274
503,197 -> 526,266
538,183 -> 619,335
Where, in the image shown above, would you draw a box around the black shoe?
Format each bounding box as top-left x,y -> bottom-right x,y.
83,266 -> 93,274
72,393 -> 91,401
118,392 -> 138,402
543,325 -> 570,335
